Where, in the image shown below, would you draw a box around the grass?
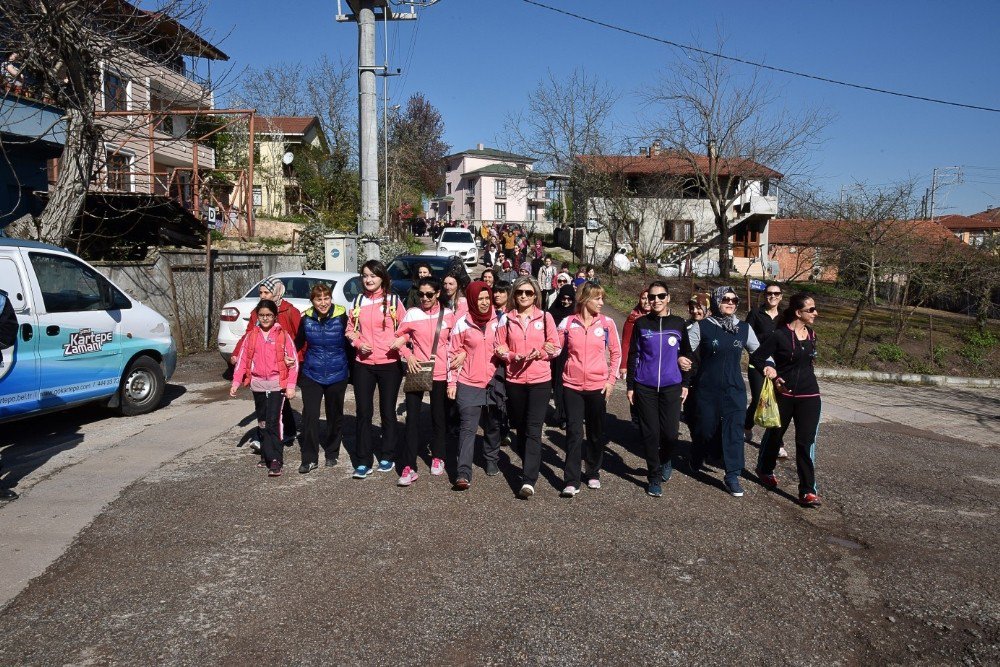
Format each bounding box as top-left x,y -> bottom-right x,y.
601,268 -> 1000,379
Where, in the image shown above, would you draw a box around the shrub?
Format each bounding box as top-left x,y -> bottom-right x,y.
872,343 -> 905,363
965,329 -> 998,349
932,344 -> 949,366
958,344 -> 985,366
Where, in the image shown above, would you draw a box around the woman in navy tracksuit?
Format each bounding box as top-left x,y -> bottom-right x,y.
625,280 -> 691,498
749,293 -> 823,507
294,283 -> 352,473
686,286 -> 761,498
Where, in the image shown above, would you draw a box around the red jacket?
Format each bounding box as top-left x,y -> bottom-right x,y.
619,307 -> 645,373
496,307 -> 560,385
447,313 -> 502,389
397,305 -> 454,382
559,313 -> 622,391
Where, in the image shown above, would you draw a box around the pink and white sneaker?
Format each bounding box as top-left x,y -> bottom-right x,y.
430,458 -> 445,476
397,466 -> 418,487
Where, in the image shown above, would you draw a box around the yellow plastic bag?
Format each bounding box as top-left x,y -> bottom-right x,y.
754,377 -> 782,429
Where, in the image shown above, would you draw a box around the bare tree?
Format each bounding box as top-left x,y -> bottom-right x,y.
502,68 -> 617,229
646,39 -> 830,277
1,0 -> 221,244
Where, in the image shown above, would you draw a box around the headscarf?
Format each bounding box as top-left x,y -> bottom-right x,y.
548,284 -> 576,326
572,277 -> 586,288
261,277 -> 285,305
519,261 -> 532,274
555,271 -> 572,285
501,260 -> 512,271
688,291 -> 710,313
465,281 -> 494,328
708,285 -> 740,335
533,240 -> 543,258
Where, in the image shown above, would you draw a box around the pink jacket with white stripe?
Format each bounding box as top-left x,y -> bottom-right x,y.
230,323 -> 299,393
496,307 -> 560,385
396,305 -> 454,382
558,313 -> 622,391
447,313 -> 502,389
345,290 -> 401,365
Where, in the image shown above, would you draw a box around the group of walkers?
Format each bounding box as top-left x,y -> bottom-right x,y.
229,258 -> 822,507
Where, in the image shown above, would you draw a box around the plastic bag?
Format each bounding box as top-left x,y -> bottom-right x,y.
754,377 -> 782,429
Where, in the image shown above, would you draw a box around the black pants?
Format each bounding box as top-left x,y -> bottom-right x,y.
550,355 -> 568,423
506,381 -> 550,486
298,374 -> 347,465
400,380 -> 449,471
633,383 -> 682,483
563,387 -> 607,487
744,365 -> 766,430
756,394 -> 821,495
253,390 -> 286,466
352,362 -> 403,467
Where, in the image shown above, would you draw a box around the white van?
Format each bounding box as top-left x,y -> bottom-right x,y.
0,238 -> 176,423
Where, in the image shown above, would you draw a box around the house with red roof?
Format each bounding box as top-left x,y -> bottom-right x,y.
938,210 -> 1000,248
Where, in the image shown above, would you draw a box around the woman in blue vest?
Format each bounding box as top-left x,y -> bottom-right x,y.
686,286 -> 761,497
294,283 -> 352,473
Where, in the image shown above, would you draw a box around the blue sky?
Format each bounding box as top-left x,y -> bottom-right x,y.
203,0 -> 1000,215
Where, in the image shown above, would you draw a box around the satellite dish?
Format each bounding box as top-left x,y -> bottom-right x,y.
282,152 -> 294,165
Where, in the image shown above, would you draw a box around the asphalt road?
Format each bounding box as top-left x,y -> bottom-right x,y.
0,349 -> 998,664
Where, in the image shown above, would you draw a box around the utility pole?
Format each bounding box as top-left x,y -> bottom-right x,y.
929,168 -> 938,220
337,0 -> 415,261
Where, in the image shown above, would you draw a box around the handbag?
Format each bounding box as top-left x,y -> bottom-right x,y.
403,305 -> 446,393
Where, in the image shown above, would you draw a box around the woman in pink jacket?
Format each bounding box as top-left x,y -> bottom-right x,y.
495,275 -> 560,499
230,299 -> 299,477
447,281 -> 502,490
391,276 -> 454,485
557,282 -> 622,496
345,260 -> 403,479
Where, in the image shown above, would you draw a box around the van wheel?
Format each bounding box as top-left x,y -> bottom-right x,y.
119,356 -> 165,416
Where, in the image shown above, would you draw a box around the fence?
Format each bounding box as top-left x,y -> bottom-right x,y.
94,248 -> 305,355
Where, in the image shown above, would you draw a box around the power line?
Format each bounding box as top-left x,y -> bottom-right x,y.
520,0 -> 1000,114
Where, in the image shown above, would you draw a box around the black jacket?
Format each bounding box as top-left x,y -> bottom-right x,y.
749,324 -> 820,397
745,306 -> 779,342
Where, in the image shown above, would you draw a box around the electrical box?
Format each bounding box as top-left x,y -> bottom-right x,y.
324,233 -> 358,272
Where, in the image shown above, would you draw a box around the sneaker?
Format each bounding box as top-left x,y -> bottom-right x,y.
518,484 -> 534,499
724,478 -> 745,497
560,485 -> 579,498
754,468 -> 778,489
454,477 -> 470,491
744,428 -> 754,443
248,439 -> 261,454
298,462 -> 318,474
430,458 -> 445,476
587,478 -> 602,490
256,459 -> 268,468
501,434 -> 513,449
485,460 -> 500,477
376,459 -> 394,473
324,458 -> 339,467
282,436 -> 296,448
778,447 -> 789,459
397,466 -> 418,487
352,465 -> 372,479
799,493 -> 822,507
661,461 -> 673,483
268,461 -> 283,477
0,488 -> 18,501
647,483 -> 662,498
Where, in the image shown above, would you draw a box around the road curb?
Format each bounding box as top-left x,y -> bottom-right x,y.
815,367 -> 1000,388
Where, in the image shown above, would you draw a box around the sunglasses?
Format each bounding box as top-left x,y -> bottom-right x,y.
766,291 -> 782,297
515,289 -> 535,296
648,293 -> 668,301
720,297 -> 739,305
418,291 -> 437,298
802,306 -> 818,313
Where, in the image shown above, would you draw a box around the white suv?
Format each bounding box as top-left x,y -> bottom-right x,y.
435,228 -> 478,267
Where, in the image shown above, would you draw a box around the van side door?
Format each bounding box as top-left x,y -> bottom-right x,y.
26,250 -> 126,409
0,255 -> 40,418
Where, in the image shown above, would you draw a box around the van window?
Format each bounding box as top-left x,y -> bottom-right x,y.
0,257 -> 27,310
28,252 -> 130,313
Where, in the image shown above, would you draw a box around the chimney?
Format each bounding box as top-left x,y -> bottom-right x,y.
477,142 -> 484,150
707,139 -> 718,160
650,140 -> 662,156
638,146 -> 647,157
